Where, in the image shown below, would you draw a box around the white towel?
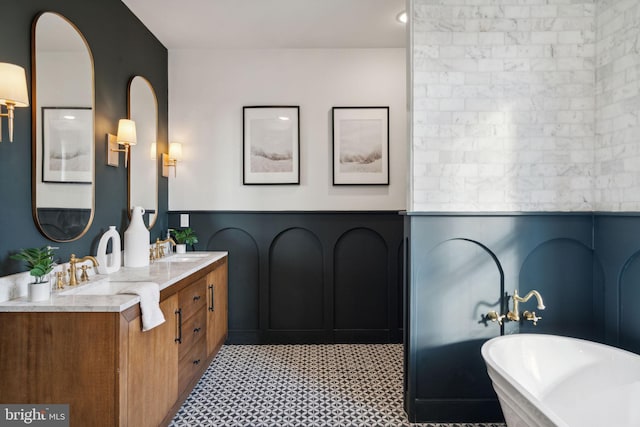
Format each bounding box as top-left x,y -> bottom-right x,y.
118,282 -> 166,331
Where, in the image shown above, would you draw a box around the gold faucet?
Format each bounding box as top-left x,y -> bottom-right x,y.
155,237 -> 176,258
507,289 -> 545,323
68,254 -> 99,286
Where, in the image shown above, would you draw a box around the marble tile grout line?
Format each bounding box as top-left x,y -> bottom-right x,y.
170,344 -> 505,427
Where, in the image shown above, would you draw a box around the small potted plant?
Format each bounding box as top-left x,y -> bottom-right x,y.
10,246 -> 57,301
173,228 -> 198,254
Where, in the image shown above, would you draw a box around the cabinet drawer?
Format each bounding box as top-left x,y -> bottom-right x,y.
179,308 -> 206,359
178,336 -> 206,395
179,278 -> 206,321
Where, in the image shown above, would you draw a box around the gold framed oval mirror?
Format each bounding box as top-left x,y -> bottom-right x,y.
32,12 -> 95,242
127,76 -> 158,229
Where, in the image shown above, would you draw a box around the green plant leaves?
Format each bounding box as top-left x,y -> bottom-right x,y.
10,246 -> 56,282
173,228 -> 198,246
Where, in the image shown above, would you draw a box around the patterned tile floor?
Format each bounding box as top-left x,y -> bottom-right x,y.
170,344 -> 505,427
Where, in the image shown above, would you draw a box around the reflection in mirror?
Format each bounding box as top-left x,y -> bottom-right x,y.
33,12 -> 94,242
128,76 -> 158,229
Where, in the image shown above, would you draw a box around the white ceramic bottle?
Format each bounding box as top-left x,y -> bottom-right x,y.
96,226 -> 122,274
124,206 -> 150,267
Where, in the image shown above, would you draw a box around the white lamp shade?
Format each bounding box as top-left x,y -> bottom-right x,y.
0,62 -> 29,107
169,142 -> 183,161
117,119 -> 137,146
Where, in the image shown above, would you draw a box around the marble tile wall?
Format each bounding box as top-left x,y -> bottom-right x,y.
411,0 -> 597,212
594,0 -> 640,211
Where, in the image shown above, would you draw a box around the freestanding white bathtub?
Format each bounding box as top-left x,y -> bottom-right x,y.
481,334 -> 640,427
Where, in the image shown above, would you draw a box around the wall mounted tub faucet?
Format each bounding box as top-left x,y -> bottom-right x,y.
486,290 -> 545,327
507,289 -> 545,325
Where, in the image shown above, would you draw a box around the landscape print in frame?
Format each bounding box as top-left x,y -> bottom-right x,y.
42,107 -> 93,184
243,106 -> 300,185
332,106 -> 389,185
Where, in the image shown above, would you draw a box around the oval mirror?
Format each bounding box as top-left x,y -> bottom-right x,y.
32,12 -> 94,242
128,76 -> 158,229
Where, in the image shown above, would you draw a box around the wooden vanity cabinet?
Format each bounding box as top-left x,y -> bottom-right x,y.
126,295 -> 179,427
176,277 -> 207,395
206,261 -> 228,356
0,255 -> 228,427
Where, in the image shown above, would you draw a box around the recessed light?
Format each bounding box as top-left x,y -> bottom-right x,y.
63,115 -> 76,120
278,116 -> 290,121
396,11 -> 407,24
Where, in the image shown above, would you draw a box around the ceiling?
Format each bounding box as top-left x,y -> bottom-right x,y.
121,0 -> 407,49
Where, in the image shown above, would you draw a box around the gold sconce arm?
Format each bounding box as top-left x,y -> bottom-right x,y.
0,103 -> 16,142
162,142 -> 182,178
162,153 -> 177,177
107,119 -> 137,168
110,142 -> 132,167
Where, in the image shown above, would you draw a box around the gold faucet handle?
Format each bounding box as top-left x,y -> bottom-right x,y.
149,247 -> 156,263
486,311 -> 505,326
55,271 -> 66,290
523,310 -> 542,326
80,265 -> 90,282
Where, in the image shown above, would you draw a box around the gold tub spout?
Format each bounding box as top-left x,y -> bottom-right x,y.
506,289 -> 545,322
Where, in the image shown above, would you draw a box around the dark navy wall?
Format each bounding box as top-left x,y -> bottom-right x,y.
0,0 -> 168,275
594,214 -> 640,353
168,211 -> 404,344
404,214 -> 602,423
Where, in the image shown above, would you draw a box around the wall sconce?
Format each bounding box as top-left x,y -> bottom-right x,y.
107,119 -> 137,167
0,62 -> 29,143
162,142 -> 182,177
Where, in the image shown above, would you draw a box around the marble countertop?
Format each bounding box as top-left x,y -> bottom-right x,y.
0,251 -> 227,313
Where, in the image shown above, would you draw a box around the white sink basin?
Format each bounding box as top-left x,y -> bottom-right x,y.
60,281 -> 140,296
155,253 -> 209,263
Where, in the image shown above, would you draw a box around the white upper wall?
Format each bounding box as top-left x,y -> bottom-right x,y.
594,0 -> 640,211
168,48 -> 406,211
411,0 -> 596,212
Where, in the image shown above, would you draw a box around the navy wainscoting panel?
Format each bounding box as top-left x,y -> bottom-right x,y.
620,254 -> 640,353
208,228 -> 260,343
405,214 -> 596,423
168,211 -> 404,344
414,239 -> 503,405
334,228 -> 389,340
594,214 -> 640,352
519,238 -> 604,340
269,228 -> 325,339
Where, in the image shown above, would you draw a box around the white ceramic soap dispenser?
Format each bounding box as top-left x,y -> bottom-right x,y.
124,206 -> 150,267
96,226 -> 122,274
